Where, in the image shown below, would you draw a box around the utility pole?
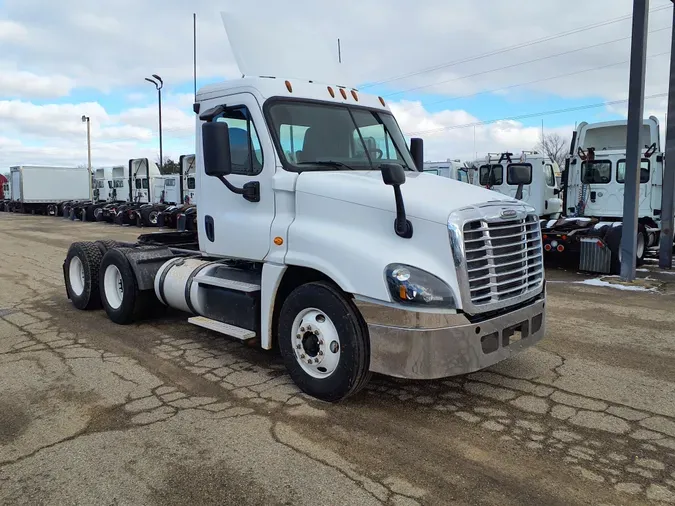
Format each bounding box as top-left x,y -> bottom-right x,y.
620,0 -> 650,282
659,0 -> 675,269
81,115 -> 92,200
145,74 -> 164,170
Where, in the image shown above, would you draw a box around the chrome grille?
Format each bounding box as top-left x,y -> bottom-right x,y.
462,214 -> 543,307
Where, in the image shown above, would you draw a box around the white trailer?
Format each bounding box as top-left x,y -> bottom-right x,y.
542,117 -> 665,273
60,11 -> 546,402
9,165 -> 91,214
473,151 -> 563,220
153,175 -> 181,205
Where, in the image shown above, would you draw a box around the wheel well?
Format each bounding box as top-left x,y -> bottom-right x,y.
270,266 -> 344,351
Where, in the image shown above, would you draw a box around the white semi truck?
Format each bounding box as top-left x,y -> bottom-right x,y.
475,151 -> 563,220
62,75 -> 547,402
423,159 -> 474,184
9,165 -> 91,215
541,117 -> 665,274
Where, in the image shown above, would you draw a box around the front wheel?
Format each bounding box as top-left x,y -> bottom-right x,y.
277,281 -> 371,402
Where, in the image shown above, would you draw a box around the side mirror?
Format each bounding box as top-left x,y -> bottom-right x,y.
410,137 -> 424,171
508,164 -> 531,185
202,122 -> 232,177
380,163 -> 406,186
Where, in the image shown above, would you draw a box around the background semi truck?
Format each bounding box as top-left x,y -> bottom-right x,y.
62,74 -> 547,402
9,165 -> 91,215
541,117 -> 665,274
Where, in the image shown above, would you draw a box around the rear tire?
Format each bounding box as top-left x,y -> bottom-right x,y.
64,242 -> 103,310
606,224 -> 647,274
277,281 -> 371,402
99,248 -> 153,325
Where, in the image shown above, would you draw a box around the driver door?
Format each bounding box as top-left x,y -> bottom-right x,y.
197,92 -> 276,261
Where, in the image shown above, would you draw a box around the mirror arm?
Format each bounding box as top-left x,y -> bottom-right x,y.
216,176 -> 260,203
515,183 -> 524,201
392,186 -> 413,239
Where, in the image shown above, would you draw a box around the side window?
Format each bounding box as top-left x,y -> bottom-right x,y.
581,161 -> 612,184
351,121 -> 404,164
135,178 -> 142,189
617,159 -> 650,184
187,177 -> 196,190
545,164 -> 556,187
165,179 -> 176,187
424,169 -> 440,175
479,164 -> 503,185
457,170 -> 469,183
215,106 -> 264,176
114,180 -> 124,188
142,179 -> 149,189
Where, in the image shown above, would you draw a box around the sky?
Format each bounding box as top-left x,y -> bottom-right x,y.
0,0 -> 671,170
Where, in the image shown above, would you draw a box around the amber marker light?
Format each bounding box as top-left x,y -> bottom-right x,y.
274,237 -> 284,246
285,80 -> 293,92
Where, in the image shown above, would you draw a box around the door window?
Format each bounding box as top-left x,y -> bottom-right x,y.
214,106 -> 264,175
545,164 -> 556,187
187,177 -> 196,190
616,159 -> 650,184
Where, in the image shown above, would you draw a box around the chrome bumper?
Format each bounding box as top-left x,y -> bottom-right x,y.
356,295 -> 546,380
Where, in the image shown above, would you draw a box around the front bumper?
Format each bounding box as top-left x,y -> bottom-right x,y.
356,294 -> 546,380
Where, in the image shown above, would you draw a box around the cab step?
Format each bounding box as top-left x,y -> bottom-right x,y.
188,316 -> 256,340
193,274 -> 260,293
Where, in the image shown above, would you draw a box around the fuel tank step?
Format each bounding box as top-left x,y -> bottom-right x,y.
188,316 -> 256,340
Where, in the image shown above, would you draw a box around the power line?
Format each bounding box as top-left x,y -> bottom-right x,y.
397,48 -> 671,112
361,3 -> 672,90
383,25 -> 672,99
404,92 -> 668,136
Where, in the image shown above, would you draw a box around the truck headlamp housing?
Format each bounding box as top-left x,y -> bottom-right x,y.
385,264 -> 456,309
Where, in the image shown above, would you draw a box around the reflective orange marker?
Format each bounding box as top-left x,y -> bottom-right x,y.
274,237 -> 284,246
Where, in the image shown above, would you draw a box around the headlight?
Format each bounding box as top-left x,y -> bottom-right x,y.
385,264 -> 456,309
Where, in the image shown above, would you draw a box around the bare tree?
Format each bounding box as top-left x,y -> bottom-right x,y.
537,133 -> 569,168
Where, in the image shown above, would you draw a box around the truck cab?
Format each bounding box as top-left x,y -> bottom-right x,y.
129,158 -> 161,203
153,175 -> 181,205
423,160 -> 475,184
109,166 -> 128,202
62,27 -> 547,402
93,168 -> 111,203
565,117 -> 662,223
476,151 -> 562,219
180,154 -> 197,205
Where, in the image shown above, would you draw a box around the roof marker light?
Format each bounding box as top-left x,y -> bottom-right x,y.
285,80 -> 293,93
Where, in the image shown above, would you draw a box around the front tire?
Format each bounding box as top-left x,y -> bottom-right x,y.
64,242 -> 103,310
277,281 -> 371,402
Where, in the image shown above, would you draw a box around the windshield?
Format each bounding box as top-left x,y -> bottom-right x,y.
266,100 -> 416,171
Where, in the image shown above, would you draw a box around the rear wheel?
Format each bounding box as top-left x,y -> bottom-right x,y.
607,224 -> 647,274
99,248 -> 153,324
277,281 -> 371,402
64,242 -> 103,310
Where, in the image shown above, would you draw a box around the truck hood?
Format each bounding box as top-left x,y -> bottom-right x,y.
295,170 -> 516,224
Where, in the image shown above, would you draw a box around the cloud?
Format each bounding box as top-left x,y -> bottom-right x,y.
0,66 -> 76,99
391,100 -> 573,162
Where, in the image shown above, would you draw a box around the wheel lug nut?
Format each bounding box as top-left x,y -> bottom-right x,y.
318,351 -> 324,356
314,329 -> 320,335
296,344 -> 302,350
300,354 -> 306,359
306,324 -> 312,331
319,339 -> 324,345
296,333 -> 302,339
300,327 -> 305,332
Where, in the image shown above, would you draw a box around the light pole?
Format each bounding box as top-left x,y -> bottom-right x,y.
145,74 -> 164,170
81,115 -> 92,200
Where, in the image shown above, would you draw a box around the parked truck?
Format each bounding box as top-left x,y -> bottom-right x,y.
475,151 -> 563,220
61,73 -> 547,402
159,154 -> 199,229
541,117 -> 665,273
423,159 -> 474,184
9,165 -> 91,215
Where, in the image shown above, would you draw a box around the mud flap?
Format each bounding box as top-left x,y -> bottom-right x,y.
579,237 -> 611,274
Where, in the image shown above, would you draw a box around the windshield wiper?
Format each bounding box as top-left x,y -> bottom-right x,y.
297,161 -> 357,171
